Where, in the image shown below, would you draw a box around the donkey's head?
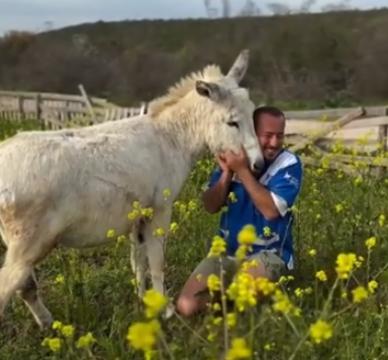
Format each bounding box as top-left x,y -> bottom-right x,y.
196,50 -> 264,172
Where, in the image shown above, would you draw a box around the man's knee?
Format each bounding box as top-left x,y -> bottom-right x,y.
176,295 -> 199,317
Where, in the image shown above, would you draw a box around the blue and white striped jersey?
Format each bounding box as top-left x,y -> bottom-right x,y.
208,149 -> 303,269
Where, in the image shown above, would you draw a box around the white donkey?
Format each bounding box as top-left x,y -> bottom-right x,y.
0,50 -> 263,328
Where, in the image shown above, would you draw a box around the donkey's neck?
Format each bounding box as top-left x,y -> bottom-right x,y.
152,107 -> 209,170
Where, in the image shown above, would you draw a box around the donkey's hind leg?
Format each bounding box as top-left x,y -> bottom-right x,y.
130,219 -> 147,298
0,246 -> 34,320
17,270 -> 53,329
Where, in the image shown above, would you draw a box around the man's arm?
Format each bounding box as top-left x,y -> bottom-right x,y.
202,156 -> 233,214
237,167 -> 280,220
202,170 -> 232,214
221,149 -> 280,221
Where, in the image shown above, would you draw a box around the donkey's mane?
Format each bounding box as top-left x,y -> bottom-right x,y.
148,65 -> 223,117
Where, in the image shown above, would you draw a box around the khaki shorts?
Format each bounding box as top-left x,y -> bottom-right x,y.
192,251 -> 286,285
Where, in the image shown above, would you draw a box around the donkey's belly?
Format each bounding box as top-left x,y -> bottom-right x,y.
59,214 -> 132,248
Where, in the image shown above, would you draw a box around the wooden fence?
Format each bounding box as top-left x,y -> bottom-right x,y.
0,88 -> 387,174
0,87 -> 146,129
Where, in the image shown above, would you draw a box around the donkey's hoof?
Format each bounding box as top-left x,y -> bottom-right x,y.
164,303 -> 175,319
36,313 -> 53,330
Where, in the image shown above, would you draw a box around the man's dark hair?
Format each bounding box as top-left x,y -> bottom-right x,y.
253,106 -> 285,131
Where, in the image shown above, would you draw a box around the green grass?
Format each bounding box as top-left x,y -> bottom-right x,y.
0,120 -> 387,359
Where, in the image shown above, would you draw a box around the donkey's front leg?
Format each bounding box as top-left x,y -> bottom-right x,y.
143,207 -> 172,296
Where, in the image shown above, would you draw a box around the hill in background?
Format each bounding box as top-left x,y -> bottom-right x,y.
1,9 -> 388,108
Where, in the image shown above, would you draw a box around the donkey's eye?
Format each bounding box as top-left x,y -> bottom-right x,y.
227,121 -> 239,129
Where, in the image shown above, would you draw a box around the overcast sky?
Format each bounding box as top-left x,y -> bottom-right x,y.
0,0 -> 387,35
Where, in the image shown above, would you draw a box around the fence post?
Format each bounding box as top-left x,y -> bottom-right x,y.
17,95 -> 25,120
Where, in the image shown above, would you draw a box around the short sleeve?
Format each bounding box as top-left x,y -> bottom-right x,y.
202,167 -> 222,191
267,161 -> 303,210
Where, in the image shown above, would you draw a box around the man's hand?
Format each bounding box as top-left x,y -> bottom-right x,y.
220,148 -> 249,174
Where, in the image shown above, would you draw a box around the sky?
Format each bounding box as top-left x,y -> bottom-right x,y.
0,0 -> 387,35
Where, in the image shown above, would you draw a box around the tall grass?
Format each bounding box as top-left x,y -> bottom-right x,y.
0,119 -> 387,359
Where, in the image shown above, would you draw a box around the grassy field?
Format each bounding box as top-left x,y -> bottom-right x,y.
0,119 -> 387,359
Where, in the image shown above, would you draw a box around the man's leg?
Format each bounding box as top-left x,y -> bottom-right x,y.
176,256 -> 236,317
245,251 -> 286,281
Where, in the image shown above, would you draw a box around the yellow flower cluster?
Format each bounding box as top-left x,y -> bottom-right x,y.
143,289 -> 168,318
128,201 -> 154,221
352,286 -> 368,303
368,280 -> 378,294
162,188 -> 171,200
208,235 -> 226,257
41,337 -> 62,352
256,277 -> 277,296
365,236 -> 377,250
335,253 -> 357,279
315,270 -> 328,282
227,272 -> 257,312
228,191 -> 238,203
127,320 -> 160,352
378,214 -> 385,227
127,290 -> 167,358
309,319 -> 333,344
226,338 -> 252,360
272,290 -> 300,316
152,227 -> 165,237
207,274 -> 221,294
76,332 -> 97,349
52,321 -> 74,338
237,225 -> 257,246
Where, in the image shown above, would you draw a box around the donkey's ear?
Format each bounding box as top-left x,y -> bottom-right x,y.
195,80 -> 224,101
226,49 -> 249,84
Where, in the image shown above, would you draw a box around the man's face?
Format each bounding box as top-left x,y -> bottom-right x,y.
256,113 -> 285,162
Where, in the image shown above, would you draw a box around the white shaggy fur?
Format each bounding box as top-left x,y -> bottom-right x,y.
0,50 -> 262,327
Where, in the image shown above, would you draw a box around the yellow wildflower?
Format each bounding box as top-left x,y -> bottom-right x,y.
228,191 -> 238,203
378,214 -> 385,227
352,286 -> 368,303
169,222 -> 179,234
365,236 -> 377,250
143,289 -> 168,318
141,207 -> 154,219
227,272 -> 257,312
52,320 -> 63,330
42,337 -> 62,352
226,338 -> 252,360
241,259 -> 259,272
188,200 -> 198,211
272,290 -> 297,315
309,319 -> 333,344
152,227 -> 165,237
106,229 -> 116,239
208,235 -> 226,257
127,320 -> 160,352
61,324 -> 75,338
227,313 -> 237,329
256,277 -> 276,296
117,235 -> 127,245
315,270 -> 328,282
162,188 -> 171,200
308,249 -> 317,257
207,274 -> 221,294
368,280 -> 378,294
335,253 -> 357,279
128,209 -> 140,220
237,225 -> 256,246
235,245 -> 248,261
54,274 -> 65,284
212,317 -> 223,326
263,226 -> 272,237
335,203 -> 344,213
76,332 -> 97,349
294,288 -> 304,298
